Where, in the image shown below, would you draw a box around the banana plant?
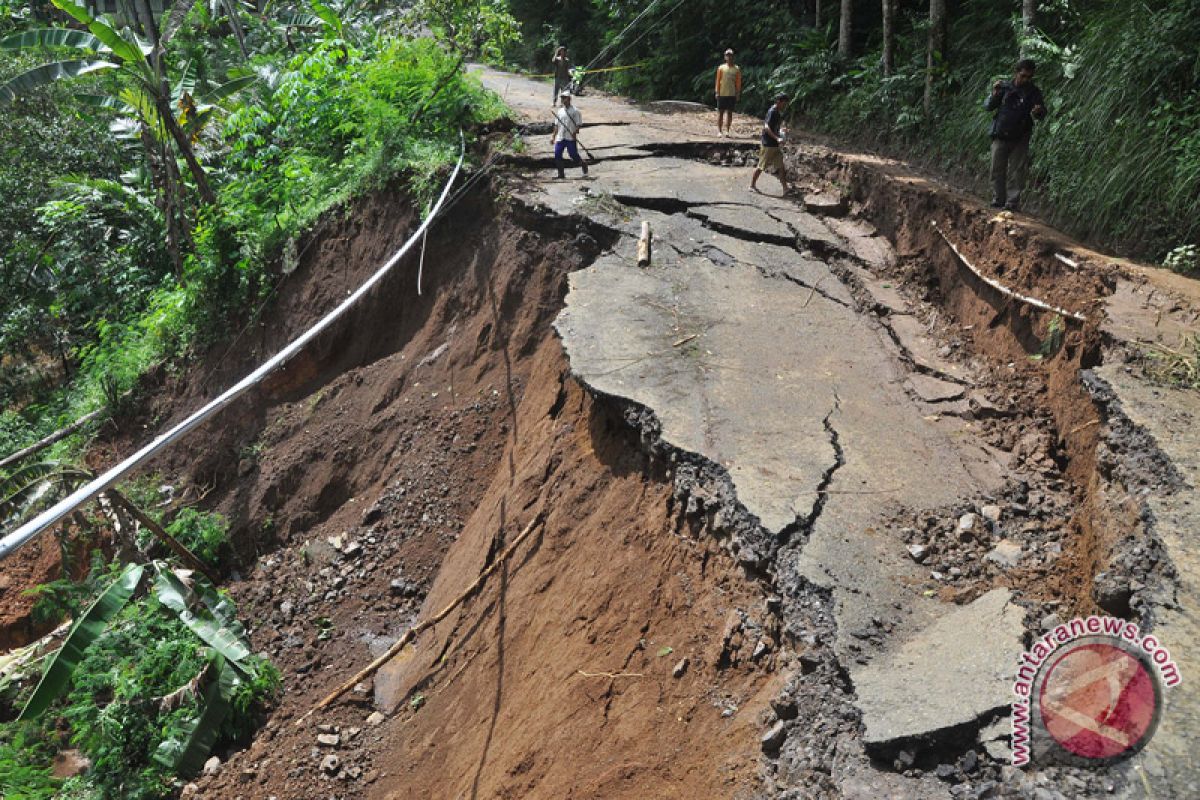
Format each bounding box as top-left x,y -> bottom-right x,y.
16,559 -> 266,776
0,0 -> 217,204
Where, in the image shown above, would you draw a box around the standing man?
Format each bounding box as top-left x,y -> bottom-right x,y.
714,48 -> 742,137
551,90 -> 589,180
985,58 -> 1047,211
552,46 -> 572,107
750,94 -> 790,194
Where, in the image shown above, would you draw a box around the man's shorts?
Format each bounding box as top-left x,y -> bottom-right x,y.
757,145 -> 784,174
717,95 -> 737,112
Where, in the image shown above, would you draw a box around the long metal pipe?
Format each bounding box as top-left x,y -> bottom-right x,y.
0,138 -> 465,561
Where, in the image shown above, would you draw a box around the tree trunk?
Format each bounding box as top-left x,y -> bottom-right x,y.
158,94 -> 218,205
143,125 -> 186,277
1021,0 -> 1037,57
881,0 -> 896,77
222,0 -> 250,59
923,0 -> 947,114
133,0 -> 218,206
838,0 -> 853,57
815,0 -> 822,28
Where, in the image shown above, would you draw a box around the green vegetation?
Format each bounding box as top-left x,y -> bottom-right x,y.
161,508 -> 228,567
2,557 -> 280,799
2,1 -> 517,796
511,0 -> 1199,262
1145,334 -> 1200,390
1,0 -> 513,478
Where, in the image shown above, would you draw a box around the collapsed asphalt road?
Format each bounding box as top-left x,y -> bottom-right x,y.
476,68 -> 1200,798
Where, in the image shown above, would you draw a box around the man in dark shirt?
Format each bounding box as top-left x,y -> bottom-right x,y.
985,58 -> 1047,211
552,46 -> 572,107
751,94 -> 790,194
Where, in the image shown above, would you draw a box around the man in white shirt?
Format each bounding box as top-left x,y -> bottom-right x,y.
550,91 -> 589,179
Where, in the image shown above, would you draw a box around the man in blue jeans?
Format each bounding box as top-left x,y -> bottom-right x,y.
985,58 -> 1047,211
551,90 -> 589,180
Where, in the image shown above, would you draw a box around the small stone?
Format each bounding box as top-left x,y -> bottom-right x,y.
770,696 -> 799,721
317,733 -> 340,747
958,513 -> 978,533
672,657 -> 689,678
961,749 -> 979,773
202,756 -> 221,776
984,738 -> 1013,761
320,754 -> 341,774
935,763 -> 957,780
980,505 -> 1002,523
50,749 -> 90,779
907,543 -> 929,563
761,721 -> 788,753
1041,612 -> 1063,631
752,640 -> 770,660
986,540 -> 1024,569
366,711 -> 386,727
279,600 -> 294,619
390,579 -> 419,597
343,541 -> 363,559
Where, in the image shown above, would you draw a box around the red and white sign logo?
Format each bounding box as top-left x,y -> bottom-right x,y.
1034,639 -> 1161,762
1011,615 -> 1180,767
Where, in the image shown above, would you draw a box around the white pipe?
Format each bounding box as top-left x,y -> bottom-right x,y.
932,221 -> 1087,323
0,137 -> 465,561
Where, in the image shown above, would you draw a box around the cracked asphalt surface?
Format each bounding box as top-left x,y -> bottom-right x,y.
480,69 -> 1023,768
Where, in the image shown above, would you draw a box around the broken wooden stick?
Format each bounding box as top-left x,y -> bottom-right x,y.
637,220 -> 652,267
107,489 -> 221,585
0,409 -> 102,471
296,511 -> 546,725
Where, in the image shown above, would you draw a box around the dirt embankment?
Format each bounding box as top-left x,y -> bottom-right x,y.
57,176 -> 777,798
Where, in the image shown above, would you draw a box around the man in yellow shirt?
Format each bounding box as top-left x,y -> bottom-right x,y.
714,48 -> 742,137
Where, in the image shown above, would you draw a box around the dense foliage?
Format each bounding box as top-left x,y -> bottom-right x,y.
1,0 -> 509,467
509,0 -> 1199,263
1,1 -> 516,797
1,552 -> 281,800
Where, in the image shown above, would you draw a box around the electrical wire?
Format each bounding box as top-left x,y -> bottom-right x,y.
578,0 -> 671,76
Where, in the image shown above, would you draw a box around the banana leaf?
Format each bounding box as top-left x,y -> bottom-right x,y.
275,12 -> 322,29
153,654 -> 239,776
51,0 -> 146,67
153,566 -> 251,670
19,562 -> 146,720
200,74 -> 257,103
309,1 -> 343,36
0,27 -> 105,51
0,59 -> 118,103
